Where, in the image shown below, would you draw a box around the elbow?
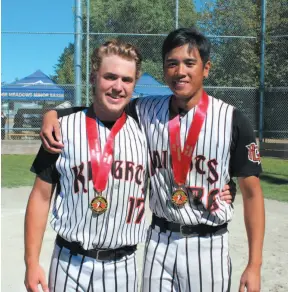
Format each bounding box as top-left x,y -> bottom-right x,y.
238,176 -> 264,200
29,177 -> 55,203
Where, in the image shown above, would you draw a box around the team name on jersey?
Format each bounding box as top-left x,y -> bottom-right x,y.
150,150 -> 219,184
72,160 -> 145,194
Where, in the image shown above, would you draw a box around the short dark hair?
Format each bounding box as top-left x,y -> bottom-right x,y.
162,27 -> 211,66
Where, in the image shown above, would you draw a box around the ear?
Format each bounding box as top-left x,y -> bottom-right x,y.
203,60 -> 211,78
90,72 -> 97,95
90,71 -> 96,84
136,71 -> 142,81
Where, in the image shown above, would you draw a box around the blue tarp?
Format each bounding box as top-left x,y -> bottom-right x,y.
1,70 -> 65,101
133,73 -> 172,97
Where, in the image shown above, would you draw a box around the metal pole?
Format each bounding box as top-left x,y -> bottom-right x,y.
86,0 -> 90,106
259,0 -> 266,142
7,106 -> 10,139
175,0 -> 179,29
74,0 -> 82,106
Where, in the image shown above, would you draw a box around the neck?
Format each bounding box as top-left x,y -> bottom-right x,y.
172,88 -> 204,113
92,103 -> 123,122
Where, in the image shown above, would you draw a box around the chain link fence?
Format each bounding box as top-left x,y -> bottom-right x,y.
1,0 -> 287,142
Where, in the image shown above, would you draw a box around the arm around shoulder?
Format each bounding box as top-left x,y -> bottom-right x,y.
40,109 -> 63,153
41,107 -> 87,153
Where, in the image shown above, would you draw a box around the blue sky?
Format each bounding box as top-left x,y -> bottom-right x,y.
2,0 -> 203,84
2,0 -> 75,83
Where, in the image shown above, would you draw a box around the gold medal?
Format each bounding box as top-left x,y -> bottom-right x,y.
86,111 -> 126,216
171,188 -> 188,207
90,196 -> 108,214
169,92 -> 209,209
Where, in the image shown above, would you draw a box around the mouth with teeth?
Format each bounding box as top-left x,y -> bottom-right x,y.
106,93 -> 124,103
173,80 -> 189,90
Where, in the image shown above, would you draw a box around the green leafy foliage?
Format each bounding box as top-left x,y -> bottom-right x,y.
52,1 -> 287,90
265,0 -> 288,87
198,0 -> 288,87
53,0 -> 197,91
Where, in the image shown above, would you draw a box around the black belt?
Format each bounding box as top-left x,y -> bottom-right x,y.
56,235 -> 137,261
151,214 -> 228,237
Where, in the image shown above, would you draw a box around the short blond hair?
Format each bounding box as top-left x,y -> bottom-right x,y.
90,39 -> 142,80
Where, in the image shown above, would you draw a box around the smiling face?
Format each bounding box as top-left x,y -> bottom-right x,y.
89,39 -> 142,121
164,44 -> 211,109
92,55 -> 137,120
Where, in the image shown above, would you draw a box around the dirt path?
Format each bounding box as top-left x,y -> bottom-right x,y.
1,187 -> 287,291
229,197 -> 288,291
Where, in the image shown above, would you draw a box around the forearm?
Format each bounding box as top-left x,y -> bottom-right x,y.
44,107 -> 85,119
244,195 -> 265,265
240,177 -> 265,267
24,184 -> 53,267
41,107 -> 86,153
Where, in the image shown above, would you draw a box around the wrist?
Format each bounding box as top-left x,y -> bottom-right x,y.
25,256 -> 39,268
248,261 -> 262,268
44,110 -> 57,118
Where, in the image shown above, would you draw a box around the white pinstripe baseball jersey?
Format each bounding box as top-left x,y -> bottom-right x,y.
32,108 -> 149,250
135,95 -> 235,226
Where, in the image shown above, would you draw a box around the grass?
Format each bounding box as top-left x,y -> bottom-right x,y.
1,155 -> 288,201
259,157 -> 288,201
1,155 -> 35,188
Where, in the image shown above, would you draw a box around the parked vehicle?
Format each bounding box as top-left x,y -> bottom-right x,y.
13,108 -> 54,138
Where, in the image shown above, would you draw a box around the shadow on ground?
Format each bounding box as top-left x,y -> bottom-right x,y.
260,173 -> 288,185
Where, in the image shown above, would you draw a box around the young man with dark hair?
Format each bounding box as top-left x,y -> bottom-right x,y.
138,27 -> 264,292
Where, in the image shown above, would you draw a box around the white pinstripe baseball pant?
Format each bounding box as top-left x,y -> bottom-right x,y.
141,226 -> 231,292
49,243 -> 138,292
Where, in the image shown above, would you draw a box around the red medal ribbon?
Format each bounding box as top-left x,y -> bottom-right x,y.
86,110 -> 127,193
169,91 -> 209,185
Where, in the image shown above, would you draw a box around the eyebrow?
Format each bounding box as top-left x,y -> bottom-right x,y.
104,72 -> 118,77
122,76 -> 134,82
165,57 -> 197,62
104,72 -> 134,81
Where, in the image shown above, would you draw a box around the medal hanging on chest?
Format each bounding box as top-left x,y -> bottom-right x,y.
169,91 -> 209,207
86,110 -> 127,215
171,186 -> 188,207
90,196 -> 108,214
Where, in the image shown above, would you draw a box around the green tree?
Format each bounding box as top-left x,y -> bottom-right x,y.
197,0 -> 288,87
265,0 -> 288,87
53,0 -> 197,90
198,0 -> 260,87
197,0 -> 288,138
53,44 -> 75,84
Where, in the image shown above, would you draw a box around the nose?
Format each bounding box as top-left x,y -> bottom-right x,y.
176,63 -> 186,77
112,78 -> 123,92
